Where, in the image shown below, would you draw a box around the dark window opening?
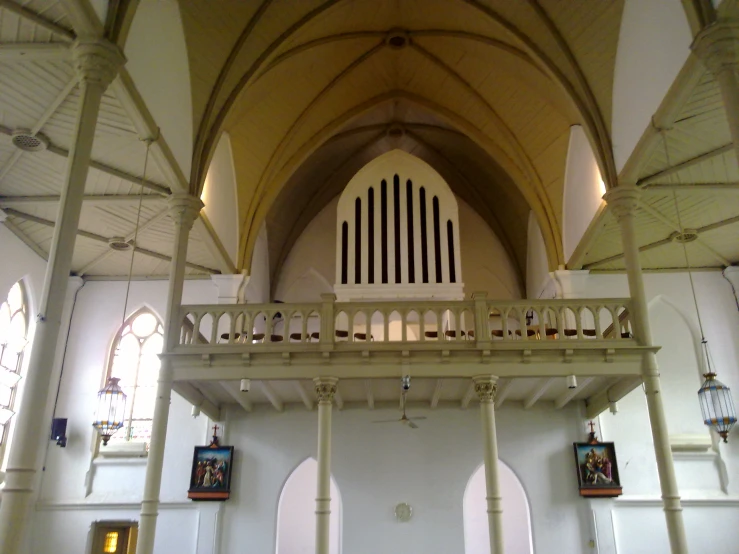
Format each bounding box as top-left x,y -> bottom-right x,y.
393,175 -> 401,283
368,187 -> 374,284
406,180 -> 415,283
433,197 -> 442,283
419,187 -> 429,283
341,221 -> 348,284
381,179 -> 388,283
447,220 -> 456,283
355,198 -> 361,284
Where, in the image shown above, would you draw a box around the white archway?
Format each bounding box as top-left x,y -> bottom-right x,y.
463,462 -> 533,554
276,458 -> 341,554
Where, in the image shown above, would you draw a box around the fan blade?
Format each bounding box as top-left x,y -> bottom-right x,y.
407,420 -> 419,429
407,416 -> 427,421
372,418 -> 401,424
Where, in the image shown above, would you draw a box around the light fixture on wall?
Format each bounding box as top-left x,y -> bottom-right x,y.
673,193 -> 737,442
92,138 -> 154,445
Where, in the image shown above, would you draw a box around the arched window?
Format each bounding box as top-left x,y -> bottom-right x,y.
106,309 -> 163,444
0,281 -> 28,447
276,458 -> 341,554
464,462 -> 533,554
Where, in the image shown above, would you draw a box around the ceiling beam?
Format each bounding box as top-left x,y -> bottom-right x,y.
586,378 -> 643,419
3,207 -> 218,274
638,143 -> 733,186
220,381 -> 252,412
554,377 -> 595,409
364,379 -> 374,410
642,182 -> 739,193
0,0 -> 76,41
173,382 -> 220,421
637,200 -> 731,266
259,381 -> 283,412
193,213 -> 236,275
430,379 -> 443,409
294,381 -> 314,411
0,194 -> 165,206
460,382 -> 475,409
523,378 -> 555,409
495,379 -> 513,409
0,216 -> 48,260
0,43 -> 71,61
45,143 -> 171,196
567,202 -> 608,269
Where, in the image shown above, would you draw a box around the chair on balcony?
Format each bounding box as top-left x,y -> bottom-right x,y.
514,329 -> 536,338
251,333 -> 265,343
490,329 -> 510,339
563,329 -> 597,338
543,328 -> 559,340
289,333 -> 305,342
270,334 -> 284,342
444,330 -> 466,340
335,330 -> 349,341
353,332 -> 374,341
219,332 -> 242,343
310,331 -> 321,342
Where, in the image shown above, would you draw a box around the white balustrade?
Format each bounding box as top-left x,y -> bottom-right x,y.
177,298 -> 633,349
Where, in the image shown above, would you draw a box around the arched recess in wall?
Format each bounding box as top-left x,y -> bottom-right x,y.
562,126 -> 605,264
612,0 -> 692,171
125,0 -> 193,178
647,295 -> 707,436
463,462 -> 533,554
276,458 -> 341,554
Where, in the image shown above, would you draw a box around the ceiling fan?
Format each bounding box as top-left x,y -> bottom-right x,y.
373,391 -> 427,429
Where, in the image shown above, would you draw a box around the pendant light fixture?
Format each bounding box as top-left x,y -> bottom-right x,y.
673,192 -> 736,442
93,139 -> 153,445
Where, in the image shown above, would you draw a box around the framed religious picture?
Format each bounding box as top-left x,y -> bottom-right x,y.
573,423 -> 623,498
188,426 -> 234,501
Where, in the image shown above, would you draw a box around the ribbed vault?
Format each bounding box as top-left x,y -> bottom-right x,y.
177,0 -> 625,277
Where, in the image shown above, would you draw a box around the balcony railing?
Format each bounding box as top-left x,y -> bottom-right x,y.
177,295 -> 634,350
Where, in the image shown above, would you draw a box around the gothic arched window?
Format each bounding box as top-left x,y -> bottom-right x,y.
107,309 -> 163,444
0,281 -> 28,446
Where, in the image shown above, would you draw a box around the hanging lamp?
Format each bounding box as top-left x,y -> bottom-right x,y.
92,139 -> 153,445
672,192 -> 737,442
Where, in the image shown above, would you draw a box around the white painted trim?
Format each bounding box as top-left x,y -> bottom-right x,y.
35,501 -> 197,512
614,496 -> 739,507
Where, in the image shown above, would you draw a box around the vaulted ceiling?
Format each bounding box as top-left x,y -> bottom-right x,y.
179,0 -> 626,279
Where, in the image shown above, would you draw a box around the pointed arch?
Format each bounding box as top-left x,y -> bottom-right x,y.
463,461 -> 533,554
276,457 -> 342,554
0,280 -> 29,454
105,307 -> 165,444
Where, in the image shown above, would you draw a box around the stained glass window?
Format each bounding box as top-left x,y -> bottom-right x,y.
0,281 -> 27,446
107,310 -> 163,444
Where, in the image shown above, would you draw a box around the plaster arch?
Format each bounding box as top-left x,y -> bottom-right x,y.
463,460 -> 534,554
275,457 -> 342,554
124,0 -> 193,179
240,92 -> 563,276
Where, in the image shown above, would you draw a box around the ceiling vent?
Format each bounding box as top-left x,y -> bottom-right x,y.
108,237 -> 133,251
11,129 -> 49,152
671,229 -> 699,243
386,30 -> 409,50
387,124 -> 405,140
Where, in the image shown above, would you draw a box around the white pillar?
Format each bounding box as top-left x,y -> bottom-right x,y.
473,375 -> 504,554
604,186 -> 688,554
136,194 -> 203,554
692,21 -> 739,164
314,377 -> 338,554
0,38 -> 123,554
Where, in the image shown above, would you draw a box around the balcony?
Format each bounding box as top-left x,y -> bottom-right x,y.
167,295 -> 654,384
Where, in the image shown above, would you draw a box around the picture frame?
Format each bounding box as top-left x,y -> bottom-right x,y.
573,441 -> 623,497
188,445 -> 234,501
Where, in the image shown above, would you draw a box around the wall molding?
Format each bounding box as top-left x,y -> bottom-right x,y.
35,500 -> 197,512
614,496 -> 739,507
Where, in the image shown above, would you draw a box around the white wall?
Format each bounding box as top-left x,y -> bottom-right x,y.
220,404 -> 588,554
612,0 -> 692,172
125,0 -> 193,179
562,126 -> 605,264
201,133 -> 240,267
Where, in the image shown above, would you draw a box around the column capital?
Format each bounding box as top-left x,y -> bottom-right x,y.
167,193 -> 203,232
692,20 -> 739,75
314,377 -> 338,403
473,375 -> 499,402
71,37 -> 125,88
211,273 -> 248,304
604,185 -> 640,222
